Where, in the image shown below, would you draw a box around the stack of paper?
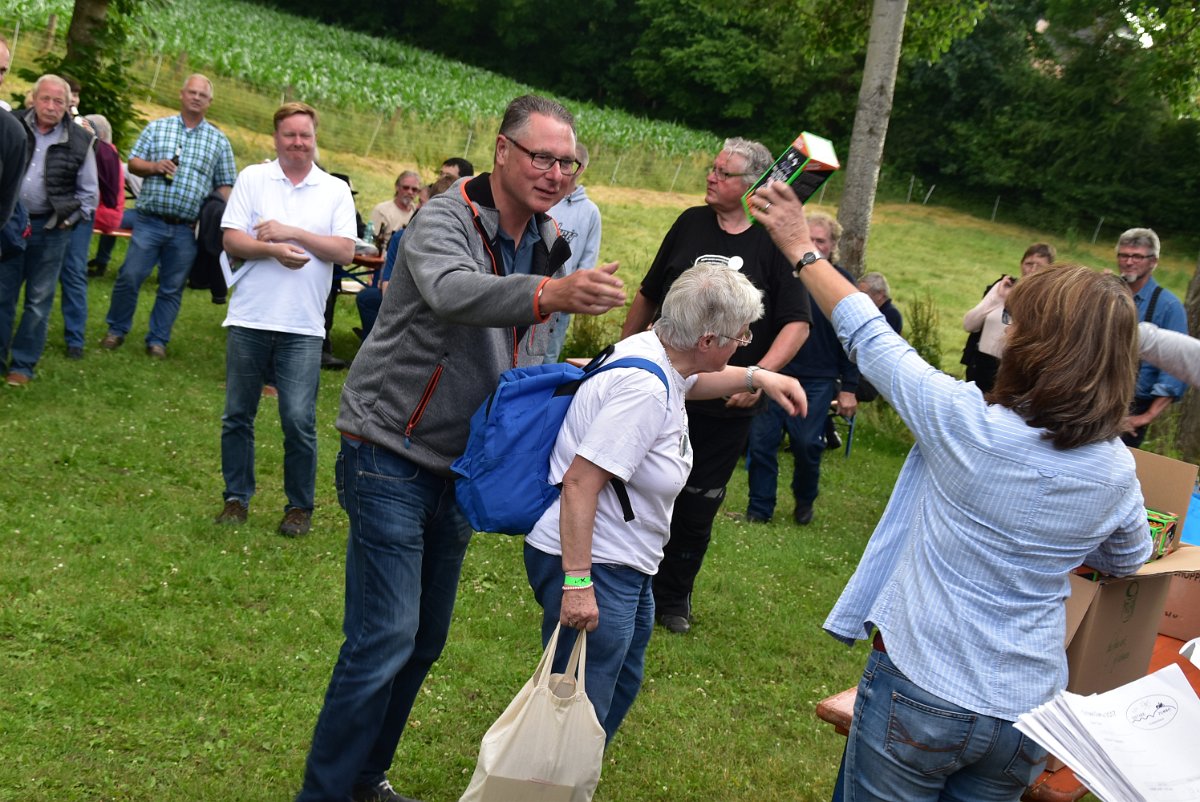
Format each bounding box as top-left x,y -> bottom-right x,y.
1015,663 -> 1200,801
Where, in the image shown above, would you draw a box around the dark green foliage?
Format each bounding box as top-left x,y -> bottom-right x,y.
12,1 -> 147,150
903,290 -> 946,371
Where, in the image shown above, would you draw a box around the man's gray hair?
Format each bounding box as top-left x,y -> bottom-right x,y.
32,74 -> 71,101
807,211 -> 843,263
655,261 -> 764,351
183,73 -> 214,97
85,114 -> 113,144
499,94 -> 575,140
859,271 -> 890,298
396,170 -> 419,186
722,137 -> 772,184
1117,227 -> 1160,258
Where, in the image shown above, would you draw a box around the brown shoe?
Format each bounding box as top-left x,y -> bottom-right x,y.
100,332 -> 124,350
214,499 -> 248,525
278,508 -> 312,537
146,344 -> 167,359
5,372 -> 30,387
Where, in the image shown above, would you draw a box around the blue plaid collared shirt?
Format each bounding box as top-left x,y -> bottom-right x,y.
130,115 -> 236,220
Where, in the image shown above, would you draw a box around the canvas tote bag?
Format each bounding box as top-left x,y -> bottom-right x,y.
459,625 -> 606,802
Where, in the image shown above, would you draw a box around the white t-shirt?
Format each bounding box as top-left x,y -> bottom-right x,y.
525,332 -> 696,575
221,160 -> 357,337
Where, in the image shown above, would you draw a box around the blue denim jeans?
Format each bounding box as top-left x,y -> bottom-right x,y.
746,377 -> 837,520
525,543 -> 654,744
59,213 -> 94,349
0,218 -> 70,378
105,210 -> 197,348
297,438 -> 473,802
221,326 -> 322,511
92,209 -> 137,267
844,649 -> 1047,802
354,286 -> 382,339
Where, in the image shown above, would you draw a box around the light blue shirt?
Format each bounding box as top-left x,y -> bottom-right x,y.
823,293 -> 1151,720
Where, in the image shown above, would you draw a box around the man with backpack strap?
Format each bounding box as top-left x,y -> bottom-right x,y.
296,95 -> 627,802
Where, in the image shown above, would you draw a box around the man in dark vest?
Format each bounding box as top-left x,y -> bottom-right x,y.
1,73 -> 96,387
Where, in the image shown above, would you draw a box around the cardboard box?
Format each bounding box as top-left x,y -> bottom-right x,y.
1161,571 -> 1200,641
741,131 -> 839,221
1130,448 -> 1197,556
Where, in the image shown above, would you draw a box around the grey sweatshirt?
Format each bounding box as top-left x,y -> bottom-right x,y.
337,174 -> 571,475
1139,321 -> 1200,387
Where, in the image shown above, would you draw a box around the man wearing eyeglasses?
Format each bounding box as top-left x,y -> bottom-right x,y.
620,137 -> 811,636
1116,227 -> 1188,447
298,95 -> 626,802
369,171 -> 420,249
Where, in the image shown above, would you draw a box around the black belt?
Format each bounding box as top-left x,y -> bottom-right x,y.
28,212 -> 53,220
144,211 -> 196,226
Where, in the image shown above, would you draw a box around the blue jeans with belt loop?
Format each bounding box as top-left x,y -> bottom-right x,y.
104,210 -> 197,347
0,218 -> 70,378
297,437 -> 473,801
843,647 -> 1047,801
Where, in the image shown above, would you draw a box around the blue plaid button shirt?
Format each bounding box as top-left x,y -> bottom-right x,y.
130,115 -> 236,220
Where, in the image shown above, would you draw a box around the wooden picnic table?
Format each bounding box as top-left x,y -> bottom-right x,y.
815,634 -> 1199,802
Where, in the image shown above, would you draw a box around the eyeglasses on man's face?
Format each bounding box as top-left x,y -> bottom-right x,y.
707,165 -> 752,182
504,136 -> 582,176
1117,252 -> 1155,263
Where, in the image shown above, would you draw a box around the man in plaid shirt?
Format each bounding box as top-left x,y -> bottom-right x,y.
101,74 -> 236,358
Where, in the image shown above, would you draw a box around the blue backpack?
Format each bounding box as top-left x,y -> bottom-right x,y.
451,346 -> 669,535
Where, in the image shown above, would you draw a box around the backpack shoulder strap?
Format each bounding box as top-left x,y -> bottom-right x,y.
584,356 -> 670,399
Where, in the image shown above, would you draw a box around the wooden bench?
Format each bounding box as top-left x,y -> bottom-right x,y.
93,227 -> 132,238
815,634 -> 1197,802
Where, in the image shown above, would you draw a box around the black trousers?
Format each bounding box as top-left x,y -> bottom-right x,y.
653,410 -> 754,619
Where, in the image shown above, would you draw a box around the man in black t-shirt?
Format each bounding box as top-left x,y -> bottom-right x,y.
621,137 -> 811,635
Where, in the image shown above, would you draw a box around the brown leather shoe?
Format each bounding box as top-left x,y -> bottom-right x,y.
278,508 -> 312,537
146,344 -> 167,359
214,499 -> 248,525
5,372 -> 30,387
100,333 -> 124,350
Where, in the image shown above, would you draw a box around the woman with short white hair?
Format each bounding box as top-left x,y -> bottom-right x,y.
524,258 -> 807,743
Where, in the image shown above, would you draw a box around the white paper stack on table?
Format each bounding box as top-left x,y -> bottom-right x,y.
1015,663 -> 1200,801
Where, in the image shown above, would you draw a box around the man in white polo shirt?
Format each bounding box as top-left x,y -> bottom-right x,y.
214,102 -> 356,537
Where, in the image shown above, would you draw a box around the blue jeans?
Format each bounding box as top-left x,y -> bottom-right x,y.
221,326 -> 322,511
525,543 -> 654,744
0,218 -> 70,378
93,209 -> 137,267
105,210 -> 197,347
355,286 -> 382,339
746,378 -> 837,520
60,213 -> 94,348
297,438 -> 473,801
844,649 -> 1047,802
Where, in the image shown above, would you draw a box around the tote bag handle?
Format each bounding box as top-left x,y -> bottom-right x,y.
534,624 -> 588,698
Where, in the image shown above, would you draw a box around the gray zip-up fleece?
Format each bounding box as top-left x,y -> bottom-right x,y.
337,173 -> 571,476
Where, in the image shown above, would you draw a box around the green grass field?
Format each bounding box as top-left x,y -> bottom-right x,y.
4,8 -> 1196,799
5,174 -> 1176,799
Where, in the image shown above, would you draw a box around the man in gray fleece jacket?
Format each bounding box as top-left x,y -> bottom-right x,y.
297,95 -> 627,802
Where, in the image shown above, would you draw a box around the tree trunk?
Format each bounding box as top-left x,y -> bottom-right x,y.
65,0 -> 110,61
836,0 -> 908,279
1174,255 -> 1200,462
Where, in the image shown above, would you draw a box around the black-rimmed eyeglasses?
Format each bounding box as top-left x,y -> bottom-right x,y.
504,136 -> 582,176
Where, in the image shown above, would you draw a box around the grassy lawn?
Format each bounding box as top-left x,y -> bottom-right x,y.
4,107 -> 1189,798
